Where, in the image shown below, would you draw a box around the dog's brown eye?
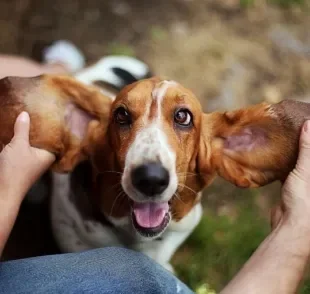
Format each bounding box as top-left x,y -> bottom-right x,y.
174,109 -> 192,127
114,107 -> 131,125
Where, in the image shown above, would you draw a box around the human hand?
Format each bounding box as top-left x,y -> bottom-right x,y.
0,112 -> 55,255
0,112 -> 55,201
272,120 -> 310,228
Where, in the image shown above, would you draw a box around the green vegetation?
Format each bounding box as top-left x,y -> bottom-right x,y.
173,198 -> 310,293
150,26 -> 167,41
173,200 -> 268,292
107,43 -> 135,56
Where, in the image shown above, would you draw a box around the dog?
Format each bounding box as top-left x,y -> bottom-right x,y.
1,72 -> 309,271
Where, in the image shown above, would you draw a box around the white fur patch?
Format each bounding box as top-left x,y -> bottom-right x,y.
152,80 -> 177,119
51,173 -> 123,253
152,80 -> 177,102
43,40 -> 85,72
75,56 -> 149,99
122,123 -> 177,203
122,80 -> 179,203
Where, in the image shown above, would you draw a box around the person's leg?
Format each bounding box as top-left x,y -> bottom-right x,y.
0,247 -> 193,294
0,40 -> 85,79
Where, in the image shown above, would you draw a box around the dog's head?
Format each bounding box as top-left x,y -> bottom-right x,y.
0,75 -> 308,239
96,78 -> 204,237
92,77 -> 310,238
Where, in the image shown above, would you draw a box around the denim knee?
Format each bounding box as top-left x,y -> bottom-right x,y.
0,247 -> 193,294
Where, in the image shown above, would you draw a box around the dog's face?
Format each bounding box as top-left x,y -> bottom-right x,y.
105,78 -> 205,237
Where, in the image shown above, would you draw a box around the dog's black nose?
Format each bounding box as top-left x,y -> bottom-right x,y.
131,163 -> 170,196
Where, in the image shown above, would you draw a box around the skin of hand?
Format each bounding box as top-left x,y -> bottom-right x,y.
221,120 -> 310,294
277,122 -> 310,226
0,55 -> 68,79
0,112 -> 55,256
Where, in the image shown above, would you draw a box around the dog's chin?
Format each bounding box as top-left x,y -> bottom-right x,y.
130,201 -> 171,239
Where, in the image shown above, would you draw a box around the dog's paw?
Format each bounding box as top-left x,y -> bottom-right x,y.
43,40 -> 85,72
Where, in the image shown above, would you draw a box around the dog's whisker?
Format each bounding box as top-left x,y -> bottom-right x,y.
99,170 -> 124,176
174,192 -> 185,205
176,172 -> 198,178
178,184 -> 197,196
105,182 -> 123,195
176,172 -> 196,176
109,191 -> 126,216
119,194 -> 130,208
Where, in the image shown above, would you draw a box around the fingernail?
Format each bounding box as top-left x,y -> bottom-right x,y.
17,111 -> 29,123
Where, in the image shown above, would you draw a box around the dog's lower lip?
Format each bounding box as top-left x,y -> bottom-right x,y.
131,210 -> 170,238
132,212 -> 170,237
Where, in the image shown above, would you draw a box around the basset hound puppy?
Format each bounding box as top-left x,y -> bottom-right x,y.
0,74 -> 308,272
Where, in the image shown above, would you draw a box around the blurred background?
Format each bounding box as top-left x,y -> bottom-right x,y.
1,0 -> 310,293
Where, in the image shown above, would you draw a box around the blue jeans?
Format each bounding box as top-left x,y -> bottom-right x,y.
0,247 -> 194,294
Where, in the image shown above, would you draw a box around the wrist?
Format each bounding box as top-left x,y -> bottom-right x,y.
0,179 -> 29,204
280,213 -> 310,240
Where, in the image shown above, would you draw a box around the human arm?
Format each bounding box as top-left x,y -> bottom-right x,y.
221,120 -> 310,294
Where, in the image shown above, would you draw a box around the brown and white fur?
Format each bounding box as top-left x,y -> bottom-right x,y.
0,48 -> 309,271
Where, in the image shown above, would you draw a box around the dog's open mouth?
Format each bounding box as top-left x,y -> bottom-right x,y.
131,202 -> 170,238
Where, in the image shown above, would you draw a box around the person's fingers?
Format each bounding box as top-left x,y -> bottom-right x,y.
35,149 -> 56,167
13,112 -> 30,143
293,120 -> 310,182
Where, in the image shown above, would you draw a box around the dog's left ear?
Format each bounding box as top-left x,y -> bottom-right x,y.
198,100 -> 310,188
0,75 -> 112,172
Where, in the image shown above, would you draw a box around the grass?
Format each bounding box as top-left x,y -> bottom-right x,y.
173,197 -> 310,293
173,200 -> 269,292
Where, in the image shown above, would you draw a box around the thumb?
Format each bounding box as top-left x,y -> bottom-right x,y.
294,120 -> 310,181
13,112 -> 30,143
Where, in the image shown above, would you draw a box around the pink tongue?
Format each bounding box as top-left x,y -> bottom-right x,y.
133,202 -> 169,228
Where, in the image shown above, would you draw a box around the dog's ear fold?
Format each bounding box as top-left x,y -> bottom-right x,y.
0,75 -> 112,172
198,100 -> 310,188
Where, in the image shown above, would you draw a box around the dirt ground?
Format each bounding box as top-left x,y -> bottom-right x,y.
2,1 -> 310,104
1,0 -> 310,289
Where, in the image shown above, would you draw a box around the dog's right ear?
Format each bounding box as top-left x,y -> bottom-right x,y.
0,75 -> 112,172
198,100 -> 310,188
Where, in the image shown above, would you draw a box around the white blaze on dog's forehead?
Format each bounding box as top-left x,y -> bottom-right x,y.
121,79 -> 179,205
152,80 -> 178,102
151,80 -> 178,119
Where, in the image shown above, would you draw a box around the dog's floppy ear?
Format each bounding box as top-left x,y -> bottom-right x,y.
198,100 -> 310,188
0,75 -> 112,172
